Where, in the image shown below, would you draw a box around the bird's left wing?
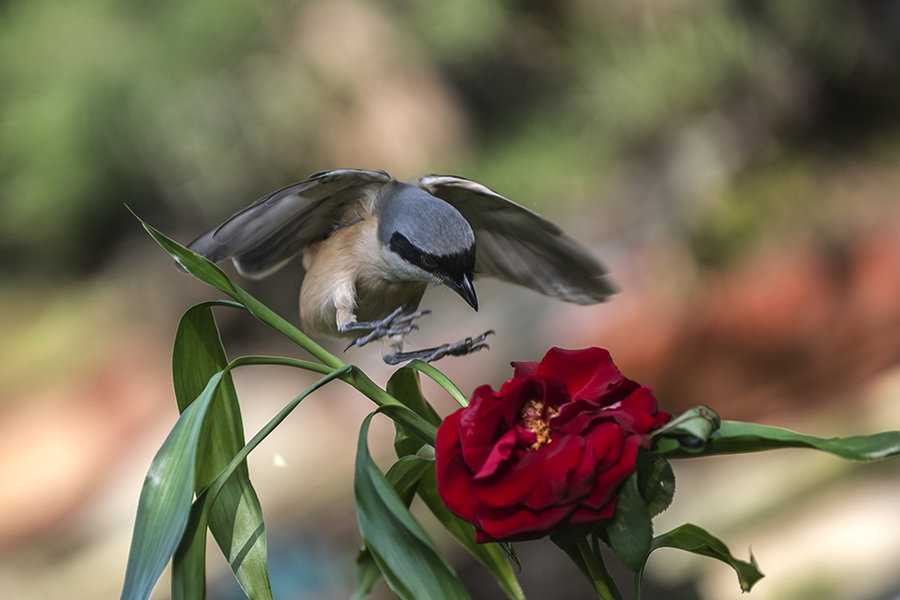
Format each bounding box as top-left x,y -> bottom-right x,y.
186,169 -> 392,278
418,175 -> 615,304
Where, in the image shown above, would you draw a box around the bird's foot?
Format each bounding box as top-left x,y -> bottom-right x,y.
343,307 -> 431,350
382,330 -> 495,365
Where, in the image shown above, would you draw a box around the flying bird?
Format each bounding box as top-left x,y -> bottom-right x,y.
185,169 -> 614,363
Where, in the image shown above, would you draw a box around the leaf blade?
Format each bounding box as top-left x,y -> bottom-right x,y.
171,303 -> 272,600
121,372 -> 223,600
354,412 -> 470,600
605,471 -> 652,572
656,417 -> 900,461
641,524 -> 763,593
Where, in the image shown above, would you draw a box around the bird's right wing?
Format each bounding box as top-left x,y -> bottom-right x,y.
186,169 -> 392,278
418,174 -> 615,304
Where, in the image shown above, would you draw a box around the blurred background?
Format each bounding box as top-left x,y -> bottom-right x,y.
2,0 -> 900,598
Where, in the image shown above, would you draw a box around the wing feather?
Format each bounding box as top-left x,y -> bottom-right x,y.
417,175 -> 614,304
186,169 -> 391,278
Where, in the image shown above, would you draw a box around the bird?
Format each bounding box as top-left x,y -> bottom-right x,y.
184,169 -> 614,364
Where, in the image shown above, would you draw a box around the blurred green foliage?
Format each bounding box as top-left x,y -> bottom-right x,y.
2,0 -> 899,277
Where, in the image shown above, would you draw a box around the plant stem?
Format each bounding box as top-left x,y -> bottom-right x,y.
577,537 -> 623,600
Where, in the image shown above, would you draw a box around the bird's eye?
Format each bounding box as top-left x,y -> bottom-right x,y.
420,255 -> 437,269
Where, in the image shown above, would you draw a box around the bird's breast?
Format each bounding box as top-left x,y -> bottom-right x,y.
298,218 -> 428,338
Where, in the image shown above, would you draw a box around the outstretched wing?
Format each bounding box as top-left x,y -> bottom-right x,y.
417,174 -> 614,304
186,169 -> 392,278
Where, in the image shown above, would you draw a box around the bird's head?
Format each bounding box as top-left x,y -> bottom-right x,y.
378,181 -> 478,310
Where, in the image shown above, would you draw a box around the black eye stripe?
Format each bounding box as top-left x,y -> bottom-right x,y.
389,232 -> 474,277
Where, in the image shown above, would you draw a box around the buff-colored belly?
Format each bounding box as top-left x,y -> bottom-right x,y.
298,220 -> 428,338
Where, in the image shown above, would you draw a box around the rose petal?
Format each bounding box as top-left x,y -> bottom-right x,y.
537,347 -> 624,401
511,360 -> 539,378
458,386 -> 508,471
474,502 -> 577,542
566,502 -> 617,525
553,385 -> 664,435
580,434 -> 639,510
472,428 -> 518,480
553,398 -> 602,434
520,435 -> 584,510
434,416 -> 479,524
468,448 -> 540,508
566,423 -> 621,500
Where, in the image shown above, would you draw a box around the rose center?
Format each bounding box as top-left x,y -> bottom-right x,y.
520,399 -> 559,450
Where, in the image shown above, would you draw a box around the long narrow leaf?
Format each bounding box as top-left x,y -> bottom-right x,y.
171,488 -> 210,600
404,360 -> 468,407
121,371 -> 224,600
175,362 -> 351,598
550,530 -> 622,600
384,455 -> 433,506
387,367 -> 442,457
635,524 -> 763,597
372,402 -> 439,447
171,302 -> 272,599
659,420 -> 900,460
710,421 -> 900,460
355,412 -> 470,600
353,546 -> 383,600
353,455 -> 434,599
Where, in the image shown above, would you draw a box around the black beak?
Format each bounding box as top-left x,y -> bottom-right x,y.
446,273 -> 478,311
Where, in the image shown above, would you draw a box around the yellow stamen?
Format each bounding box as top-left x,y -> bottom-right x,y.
520,399 -> 559,450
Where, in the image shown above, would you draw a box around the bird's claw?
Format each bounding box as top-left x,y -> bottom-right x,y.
383,330 -> 495,364
343,307 -> 431,351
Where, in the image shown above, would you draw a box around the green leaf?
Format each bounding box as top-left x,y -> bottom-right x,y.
387,367 -> 443,427
550,530 -> 623,600
704,420 -> 900,460
121,371 -> 224,600
353,453 -> 434,599
354,412 -> 470,600
634,452 -> 675,518
405,359 -> 468,407
171,489 -> 210,600
171,303 -> 272,599
125,358 -> 349,600
179,362 -> 350,600
353,546 -> 383,600
384,454 -> 432,506
605,472 -> 652,572
652,407 -> 900,461
375,402 -> 439,447
636,524 -> 763,596
387,367 -> 442,457
417,468 -> 525,600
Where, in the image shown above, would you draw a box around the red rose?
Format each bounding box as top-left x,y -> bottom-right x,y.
435,347 -> 670,542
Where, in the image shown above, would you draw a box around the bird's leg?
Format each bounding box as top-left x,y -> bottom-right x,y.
382,330 -> 495,365
341,306 -> 432,350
